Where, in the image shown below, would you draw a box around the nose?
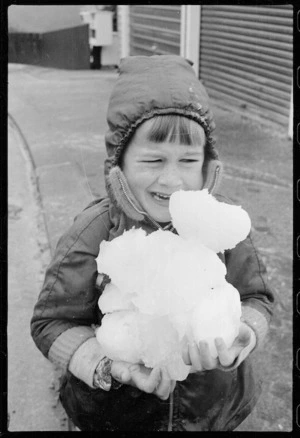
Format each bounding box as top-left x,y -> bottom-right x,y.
157,163 -> 183,188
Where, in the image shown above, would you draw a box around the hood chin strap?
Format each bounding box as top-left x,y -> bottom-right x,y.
105,166 -> 147,222
203,159 -> 223,194
105,159 -> 223,224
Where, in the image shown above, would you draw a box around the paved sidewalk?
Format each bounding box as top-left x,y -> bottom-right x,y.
8,63 -> 293,431
8,116 -> 68,431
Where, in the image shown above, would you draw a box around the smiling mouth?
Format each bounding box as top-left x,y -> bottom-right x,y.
151,192 -> 172,201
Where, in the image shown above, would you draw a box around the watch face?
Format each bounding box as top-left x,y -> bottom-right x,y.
94,357 -> 112,391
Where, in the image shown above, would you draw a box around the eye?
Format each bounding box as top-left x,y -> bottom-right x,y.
181,159 -> 199,163
141,159 -> 162,163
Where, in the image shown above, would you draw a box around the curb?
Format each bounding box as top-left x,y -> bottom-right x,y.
8,113 -> 52,254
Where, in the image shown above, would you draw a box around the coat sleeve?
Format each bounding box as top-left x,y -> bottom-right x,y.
224,232 -> 275,349
30,200 -> 110,373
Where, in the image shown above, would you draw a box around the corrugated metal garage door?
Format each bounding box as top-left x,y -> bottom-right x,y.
199,5 -> 293,127
129,5 -> 181,56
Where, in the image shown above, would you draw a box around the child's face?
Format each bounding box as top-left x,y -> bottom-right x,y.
122,119 -> 205,223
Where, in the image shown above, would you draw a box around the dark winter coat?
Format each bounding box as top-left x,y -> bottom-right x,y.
31,194 -> 273,431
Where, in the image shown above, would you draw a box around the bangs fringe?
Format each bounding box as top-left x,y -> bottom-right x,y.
146,115 -> 205,146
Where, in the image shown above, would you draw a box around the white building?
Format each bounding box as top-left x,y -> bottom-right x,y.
80,7 -> 119,68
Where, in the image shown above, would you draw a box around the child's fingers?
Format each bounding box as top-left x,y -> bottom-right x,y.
145,367 -> 161,392
127,364 -> 160,393
155,369 -> 172,400
182,341 -> 191,365
188,342 -> 203,371
111,361 -> 131,384
170,380 -> 176,393
215,337 -> 235,368
198,341 -> 218,370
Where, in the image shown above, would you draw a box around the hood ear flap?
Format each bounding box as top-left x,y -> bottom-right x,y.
106,166 -> 145,221
202,160 -> 223,194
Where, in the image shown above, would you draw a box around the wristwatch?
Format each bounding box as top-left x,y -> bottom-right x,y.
93,356 -> 123,391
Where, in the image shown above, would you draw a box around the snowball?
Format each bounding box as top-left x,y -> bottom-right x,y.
96,310 -> 191,381
97,228 -> 227,320
95,189 -> 250,379
169,189 -> 251,253
190,282 -> 242,358
98,282 -> 135,314
138,314 -> 191,381
96,227 -> 149,296
96,311 -> 143,363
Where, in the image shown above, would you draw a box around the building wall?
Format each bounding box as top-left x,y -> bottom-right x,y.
198,5 -> 293,127
129,5 -> 181,56
9,32 -> 42,65
126,5 -> 293,129
8,25 -> 90,70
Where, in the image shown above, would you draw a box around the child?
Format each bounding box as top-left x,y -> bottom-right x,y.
31,55 -> 274,431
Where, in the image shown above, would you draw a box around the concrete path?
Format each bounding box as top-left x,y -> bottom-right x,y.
7,116 -> 68,431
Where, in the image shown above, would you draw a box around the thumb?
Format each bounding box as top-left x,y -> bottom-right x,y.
96,273 -> 104,288
170,380 -> 176,393
237,323 -> 252,348
149,367 -> 162,389
111,361 -> 131,383
229,324 -> 252,359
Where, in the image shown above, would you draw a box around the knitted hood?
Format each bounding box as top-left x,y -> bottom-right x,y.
104,55 -> 223,227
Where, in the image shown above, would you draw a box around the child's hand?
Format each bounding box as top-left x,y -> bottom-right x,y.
111,361 -> 176,400
214,322 -> 255,368
182,322 -> 255,372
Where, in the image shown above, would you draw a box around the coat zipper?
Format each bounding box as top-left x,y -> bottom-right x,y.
168,391 -> 174,431
116,173 -> 163,230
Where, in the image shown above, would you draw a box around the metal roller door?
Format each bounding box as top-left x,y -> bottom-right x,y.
199,5 -> 293,127
129,5 -> 181,56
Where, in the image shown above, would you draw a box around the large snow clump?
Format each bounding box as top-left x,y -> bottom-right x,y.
95,189 -> 251,381
169,189 -> 251,253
